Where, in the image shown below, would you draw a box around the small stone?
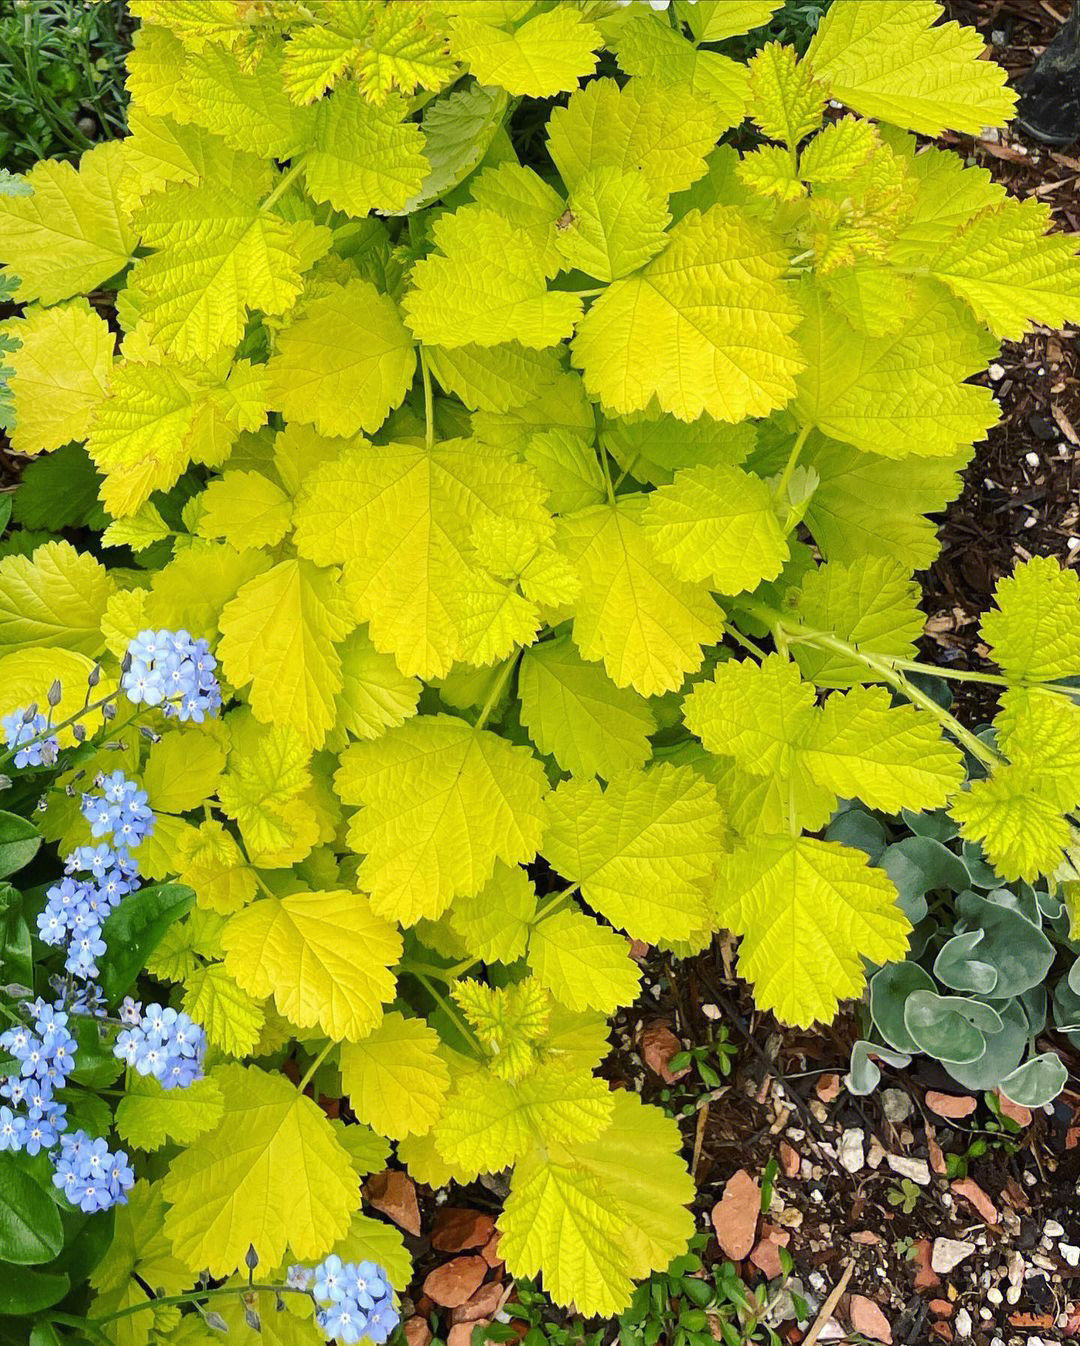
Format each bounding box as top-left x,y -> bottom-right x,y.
839,1128 -> 865,1173
365,1170 -> 422,1236
448,1323 -> 489,1346
432,1208 -> 497,1253
929,1300 -> 954,1319
932,1239 -> 977,1275
887,1154 -> 931,1186
988,1288 -> 1003,1306
955,1308 -> 972,1338
816,1320 -> 846,1342
850,1296 -> 893,1344
750,1223 -> 790,1280
639,1021 -> 690,1084
925,1091 -> 978,1121
404,1317 -> 433,1346
1059,1243 -> 1080,1267
1026,451 -> 1041,469
913,1240 -> 942,1291
711,1169 -> 760,1261
1044,1220 -> 1065,1239
952,1178 -> 999,1226
852,1231 -> 881,1245
422,1256 -> 488,1310
988,363 -> 1006,381
450,1281 -> 506,1325
867,1136 -> 886,1169
881,1089 -> 912,1122
816,1073 -> 842,1102
701,1002 -> 721,1021
480,1232 -> 503,1269
779,1141 -> 800,1178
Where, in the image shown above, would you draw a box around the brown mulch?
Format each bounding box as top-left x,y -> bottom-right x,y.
919,0 -> 1080,725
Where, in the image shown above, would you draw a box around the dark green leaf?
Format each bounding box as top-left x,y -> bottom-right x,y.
0,811 -> 41,879
0,1154 -> 63,1265
0,1263 -> 69,1315
97,883 -> 194,1002
12,442 -> 104,531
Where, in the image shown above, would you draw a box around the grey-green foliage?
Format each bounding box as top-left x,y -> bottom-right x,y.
836,804 -> 1075,1108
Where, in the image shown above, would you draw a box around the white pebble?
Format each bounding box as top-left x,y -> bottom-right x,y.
881,1088 -> 912,1122
1060,1243 -> 1080,1267
988,363 -> 1006,381
956,1307 -> 973,1337
1044,1219 -> 1065,1238
1026,451 -> 1040,468
700,1002 -> 720,1020
987,1288 -> 1003,1305
886,1154 -> 931,1186
838,1128 -> 865,1174
1067,537 -> 1080,552
931,1238 -> 977,1274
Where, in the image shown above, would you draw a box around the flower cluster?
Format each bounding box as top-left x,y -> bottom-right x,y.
122,628 -> 222,723
52,1129 -> 134,1214
2,708 -> 59,768
82,770 -> 155,848
0,999 -> 73,1156
35,773 -> 152,982
114,1001 -> 206,1090
291,1258 -> 399,1345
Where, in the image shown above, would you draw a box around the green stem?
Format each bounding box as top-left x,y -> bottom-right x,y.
46,1311 -> 115,1345
84,1282 -> 311,1327
533,883 -> 580,923
253,871 -> 276,900
773,422 -> 812,505
723,622 -> 768,663
772,617 -> 1001,769
260,156 -> 307,213
891,657 -> 1079,697
419,347 -> 435,452
599,443 -> 616,506
611,451 -> 640,494
0,691 -> 121,768
474,656 -> 517,731
296,1040 -> 334,1094
416,973 -> 481,1055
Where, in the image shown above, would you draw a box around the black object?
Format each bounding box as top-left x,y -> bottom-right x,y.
1014,0 -> 1080,146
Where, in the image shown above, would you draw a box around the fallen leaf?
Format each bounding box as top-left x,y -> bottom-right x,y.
995,1089 -> 1032,1127
639,1021 -> 690,1084
925,1091 -> 977,1121
951,1177 -> 998,1226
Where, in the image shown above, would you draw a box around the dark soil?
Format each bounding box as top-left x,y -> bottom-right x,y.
919,0 -> 1080,727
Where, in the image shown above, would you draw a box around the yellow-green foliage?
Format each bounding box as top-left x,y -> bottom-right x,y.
3,0 -> 1080,1321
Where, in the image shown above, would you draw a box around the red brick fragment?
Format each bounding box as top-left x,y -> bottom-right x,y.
422,1256 -> 488,1309
432,1208 -> 496,1253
